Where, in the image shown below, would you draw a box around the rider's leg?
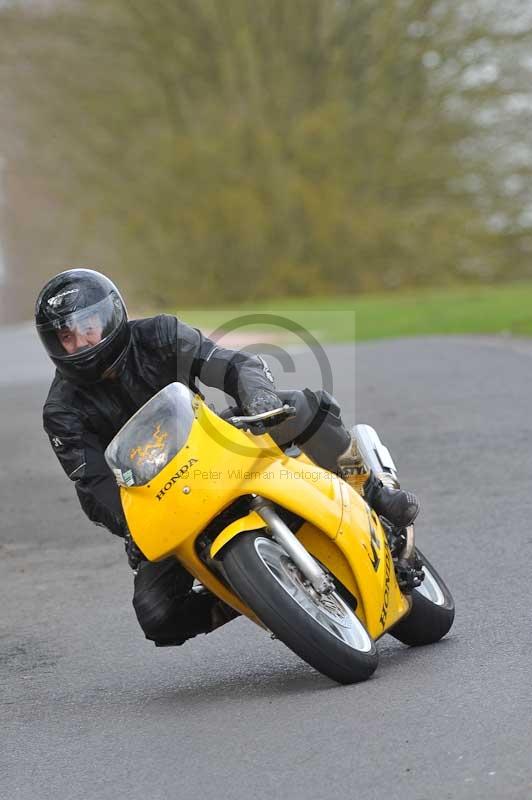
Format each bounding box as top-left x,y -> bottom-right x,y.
132,559 -> 238,647
336,428 -> 419,528
270,389 -> 419,529
268,389 -> 350,472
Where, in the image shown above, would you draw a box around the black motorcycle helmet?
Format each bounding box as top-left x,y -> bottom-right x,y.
35,269 -> 131,384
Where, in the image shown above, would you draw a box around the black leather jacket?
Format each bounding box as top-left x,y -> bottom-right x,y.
43,314 -> 275,537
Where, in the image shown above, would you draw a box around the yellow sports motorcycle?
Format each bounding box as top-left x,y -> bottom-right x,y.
105,383 -> 454,684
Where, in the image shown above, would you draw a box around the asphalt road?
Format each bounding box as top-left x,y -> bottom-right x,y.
1,325 -> 532,800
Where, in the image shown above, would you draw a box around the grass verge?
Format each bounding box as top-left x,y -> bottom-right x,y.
170,282 -> 532,343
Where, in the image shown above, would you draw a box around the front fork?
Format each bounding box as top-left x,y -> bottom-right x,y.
250,496 -> 334,595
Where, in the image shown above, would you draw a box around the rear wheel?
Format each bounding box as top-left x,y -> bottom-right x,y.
222,532 -> 378,684
390,549 -> 454,646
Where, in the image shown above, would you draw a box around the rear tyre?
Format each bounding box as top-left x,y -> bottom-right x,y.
222,532 -> 378,685
390,549 -> 454,646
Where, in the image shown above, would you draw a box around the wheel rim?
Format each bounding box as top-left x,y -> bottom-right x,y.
416,565 -> 446,605
253,537 -> 373,653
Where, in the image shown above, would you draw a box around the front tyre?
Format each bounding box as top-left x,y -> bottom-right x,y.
390,549 -> 455,646
222,532 -> 378,685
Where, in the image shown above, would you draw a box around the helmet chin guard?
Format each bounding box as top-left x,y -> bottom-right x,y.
35,268 -> 131,384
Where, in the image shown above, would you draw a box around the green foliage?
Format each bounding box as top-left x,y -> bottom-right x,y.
1,0 -> 531,307
174,281 -> 532,342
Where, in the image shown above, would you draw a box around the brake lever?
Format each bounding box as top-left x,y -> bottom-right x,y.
228,404 -> 296,431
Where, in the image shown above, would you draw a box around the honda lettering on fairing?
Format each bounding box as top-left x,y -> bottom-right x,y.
156,458 -> 199,500
364,508 -> 381,573
379,547 -> 392,628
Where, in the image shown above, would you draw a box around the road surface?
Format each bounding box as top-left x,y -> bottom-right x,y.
1,324 -> 531,799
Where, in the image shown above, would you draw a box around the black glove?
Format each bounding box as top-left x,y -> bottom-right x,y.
244,389 -> 283,416
124,531 -> 146,571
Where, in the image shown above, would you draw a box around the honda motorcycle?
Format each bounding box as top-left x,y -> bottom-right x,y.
105,382 -> 454,684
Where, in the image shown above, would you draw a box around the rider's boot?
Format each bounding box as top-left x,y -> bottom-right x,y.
337,433 -> 420,529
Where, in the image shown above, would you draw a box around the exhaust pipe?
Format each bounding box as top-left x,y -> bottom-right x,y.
354,424 -> 400,489
355,425 -> 416,558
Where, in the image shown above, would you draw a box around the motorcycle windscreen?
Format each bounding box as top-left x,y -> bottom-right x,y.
104,382 -> 195,487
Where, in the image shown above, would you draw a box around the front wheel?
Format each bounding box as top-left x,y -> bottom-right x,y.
222,532 -> 378,685
389,549 -> 455,646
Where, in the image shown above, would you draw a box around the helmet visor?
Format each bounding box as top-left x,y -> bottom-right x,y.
36,294 -> 125,360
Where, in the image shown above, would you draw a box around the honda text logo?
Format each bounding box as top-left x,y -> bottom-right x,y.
156,458 -> 198,500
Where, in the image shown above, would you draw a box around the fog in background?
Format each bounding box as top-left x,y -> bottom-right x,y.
1,0 -> 532,322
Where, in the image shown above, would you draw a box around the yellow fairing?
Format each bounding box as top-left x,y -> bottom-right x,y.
209,511 -> 265,558
120,398 -> 409,639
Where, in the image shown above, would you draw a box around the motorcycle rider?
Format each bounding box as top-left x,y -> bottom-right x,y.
36,269 -> 419,647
